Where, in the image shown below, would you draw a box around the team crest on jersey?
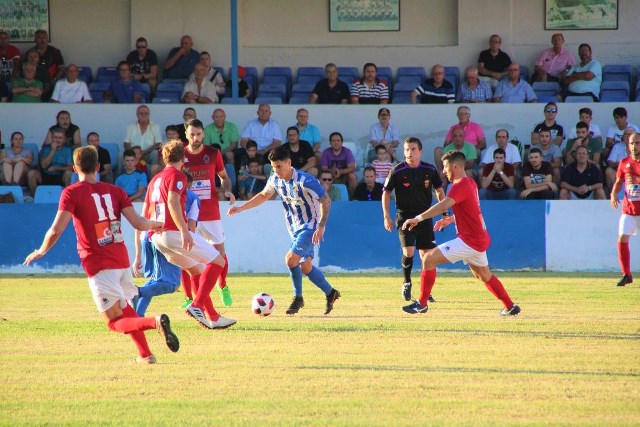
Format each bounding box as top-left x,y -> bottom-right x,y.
177,181 -> 184,190
203,155 -> 210,163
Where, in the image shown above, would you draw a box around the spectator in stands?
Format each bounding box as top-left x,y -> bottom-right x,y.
104,61 -> 144,104
173,107 -> 196,143
479,148 -> 517,200
563,121 -> 602,168
237,157 -> 266,201
309,63 -> 350,104
533,33 -> 576,83
560,145 -> 605,200
225,65 -> 250,99
123,105 -> 163,167
204,108 -> 239,165
282,126 -> 318,177
319,168 -> 343,201
194,51 -> 226,98
368,107 -> 399,162
163,35 -> 199,80
567,107 -> 603,147
354,167 -> 383,201
126,37 -> 158,93
86,132 -> 113,183
50,64 -> 92,103
520,147 -> 557,200
0,31 -> 21,86
236,140 -> 264,176
11,62 -> 43,103
477,34 -> 511,88
605,107 -> 639,161
457,66 -> 492,103
294,108 -> 321,162
320,131 -> 357,196
0,131 -> 33,185
27,29 -> 65,100
240,103 -> 282,158
165,125 -> 181,142
371,144 -> 394,184
23,49 -> 49,89
437,127 -> 477,185
480,129 -> 522,172
350,62 -> 389,104
115,149 -> 147,202
562,43 -> 602,101
411,64 -> 455,104
434,106 -> 486,166
530,129 -> 562,186
605,128 -> 634,193
131,146 -> 148,174
0,79 -> 7,102
531,102 -> 564,147
493,64 -> 537,103
182,63 -> 218,104
28,127 -> 73,196
43,110 -> 81,149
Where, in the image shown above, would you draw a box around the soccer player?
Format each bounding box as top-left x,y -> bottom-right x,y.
402,150 -> 521,316
183,118 -> 235,307
148,139 -> 235,329
132,174 -> 201,316
610,132 -> 640,286
382,137 -> 445,304
228,146 -> 341,315
23,146 -> 179,364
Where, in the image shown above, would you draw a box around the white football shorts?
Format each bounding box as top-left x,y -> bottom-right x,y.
152,230 -> 220,269
196,220 -> 225,245
88,268 -> 137,313
619,214 -> 640,237
437,237 -> 489,267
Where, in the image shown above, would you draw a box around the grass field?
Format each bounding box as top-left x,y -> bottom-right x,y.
1,273 -> 639,426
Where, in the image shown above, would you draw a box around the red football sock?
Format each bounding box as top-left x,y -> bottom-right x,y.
418,269 -> 436,306
191,274 -> 200,296
218,254 -> 229,289
181,270 -> 192,299
485,275 -> 514,309
129,330 -> 152,358
107,305 -> 156,333
618,242 -> 631,276
194,264 -> 223,321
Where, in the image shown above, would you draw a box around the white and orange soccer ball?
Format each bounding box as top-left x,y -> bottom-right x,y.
251,293 -> 275,316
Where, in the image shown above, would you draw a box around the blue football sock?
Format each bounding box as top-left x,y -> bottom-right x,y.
306,266 -> 332,295
289,265 -> 303,297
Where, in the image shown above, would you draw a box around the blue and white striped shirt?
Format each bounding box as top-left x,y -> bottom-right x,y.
265,169 -> 326,237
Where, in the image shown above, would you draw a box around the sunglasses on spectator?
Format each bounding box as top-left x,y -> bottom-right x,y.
545,109 -> 557,113
136,45 -> 147,49
321,178 -> 333,182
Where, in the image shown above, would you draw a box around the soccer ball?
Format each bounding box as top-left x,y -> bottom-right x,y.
251,293 -> 275,316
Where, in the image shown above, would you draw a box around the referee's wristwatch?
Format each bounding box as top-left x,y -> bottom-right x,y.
499,171 -> 504,175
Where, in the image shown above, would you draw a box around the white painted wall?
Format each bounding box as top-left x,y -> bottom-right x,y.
8,0 -> 639,76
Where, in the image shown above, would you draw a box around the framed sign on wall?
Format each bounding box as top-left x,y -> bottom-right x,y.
545,0 -> 618,30
0,0 -> 50,42
329,0 -> 400,32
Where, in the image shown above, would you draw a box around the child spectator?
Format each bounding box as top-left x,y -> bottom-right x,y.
371,144 -> 394,184
236,139 -> 264,174
238,157 -> 266,200
115,149 -> 147,202
131,145 -> 148,174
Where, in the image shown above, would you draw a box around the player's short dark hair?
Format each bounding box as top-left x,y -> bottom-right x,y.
493,148 -> 506,157
329,131 -> 343,142
403,136 -> 422,150
529,147 -> 543,156
544,102 -> 557,110
56,110 -> 70,120
246,140 -> 258,150
247,157 -> 261,165
579,107 -> 592,117
185,118 -> 204,130
86,131 -> 99,140
576,121 -> 589,130
50,127 -> 65,137
375,144 -> 387,153
165,124 -> 180,134
613,107 -> 627,118
73,146 -> 99,173
363,166 -> 376,174
268,145 -> 291,162
123,149 -> 136,159
286,126 -> 299,135
162,139 -> 185,164
441,150 -> 466,165
538,128 -> 551,135
117,60 -> 129,70
578,43 -> 591,53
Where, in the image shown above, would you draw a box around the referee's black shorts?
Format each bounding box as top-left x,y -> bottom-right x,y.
396,214 -> 436,250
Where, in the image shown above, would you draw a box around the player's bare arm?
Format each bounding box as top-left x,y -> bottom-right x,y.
403,197 -> 456,231
313,194 -> 331,245
610,178 -> 623,209
227,188 -> 272,216
24,210 -> 72,265
121,206 -> 162,232
381,190 -> 394,232
218,169 -> 236,205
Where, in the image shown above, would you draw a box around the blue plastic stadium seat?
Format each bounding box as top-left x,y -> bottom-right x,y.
0,185 -> 24,203
599,80 -> 630,102
333,184 -> 349,201
532,81 -> 561,97
96,66 -> 118,83
392,93 -> 412,104
337,66 -> 359,84
397,66 -> 426,82
152,96 -> 179,104
101,143 -> 120,174
157,82 -> 185,92
444,66 -> 460,90
564,95 -> 594,103
603,64 -> 632,83
296,67 -> 324,84
288,95 -> 309,104
221,97 -> 249,104
254,96 -> 283,105
376,66 -> 393,89
34,185 -> 63,204
77,66 -> 93,84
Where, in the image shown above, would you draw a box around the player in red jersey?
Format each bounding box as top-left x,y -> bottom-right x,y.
183,118 -> 236,307
148,139 -> 235,329
402,150 -> 521,316
611,132 -> 640,286
23,146 -> 179,364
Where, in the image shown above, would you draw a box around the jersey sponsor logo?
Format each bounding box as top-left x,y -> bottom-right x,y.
95,221 -> 114,246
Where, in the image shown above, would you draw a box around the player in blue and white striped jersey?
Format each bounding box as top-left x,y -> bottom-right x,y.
228,146 -> 341,315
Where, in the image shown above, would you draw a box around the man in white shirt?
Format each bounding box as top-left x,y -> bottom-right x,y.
240,103 -> 282,157
480,129 -> 522,172
50,64 -> 92,103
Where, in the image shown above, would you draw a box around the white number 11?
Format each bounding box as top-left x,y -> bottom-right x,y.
91,193 -> 116,221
